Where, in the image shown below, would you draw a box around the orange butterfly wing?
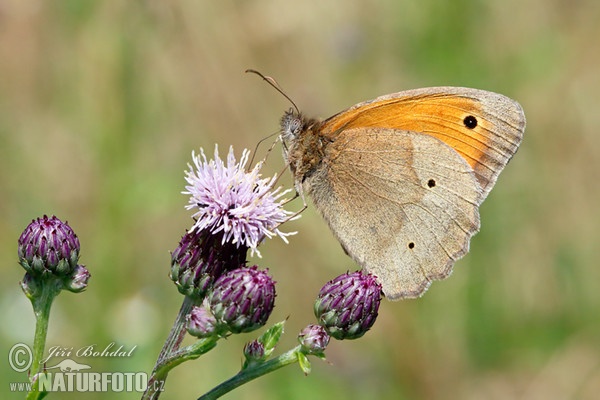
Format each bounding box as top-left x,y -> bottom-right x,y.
319,87 -> 525,199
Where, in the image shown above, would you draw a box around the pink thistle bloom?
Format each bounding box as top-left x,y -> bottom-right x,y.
183,145 -> 297,256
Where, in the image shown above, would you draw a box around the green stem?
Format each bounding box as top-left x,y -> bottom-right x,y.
198,346 -> 302,400
142,296 -> 195,400
157,296 -> 195,364
26,278 -> 61,400
155,337 -> 219,380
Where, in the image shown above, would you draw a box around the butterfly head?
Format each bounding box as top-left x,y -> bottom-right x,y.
280,108 -> 305,144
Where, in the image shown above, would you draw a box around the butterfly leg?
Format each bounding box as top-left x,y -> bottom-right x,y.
249,133 -> 281,170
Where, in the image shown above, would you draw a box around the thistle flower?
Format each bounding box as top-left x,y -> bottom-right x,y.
18,215 -> 80,278
314,271 -> 382,340
183,145 -> 296,256
298,324 -> 330,354
208,266 -> 276,334
170,229 -> 246,300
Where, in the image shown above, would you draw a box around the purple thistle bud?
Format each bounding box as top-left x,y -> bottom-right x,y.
314,271 -> 382,340
244,339 -> 266,363
183,145 -> 297,257
18,215 -> 80,278
171,229 -> 247,300
298,324 -> 330,354
208,266 -> 276,334
64,265 -> 91,293
186,305 -> 217,338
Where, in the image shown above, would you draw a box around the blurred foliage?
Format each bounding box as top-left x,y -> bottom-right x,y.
1,0 -> 600,399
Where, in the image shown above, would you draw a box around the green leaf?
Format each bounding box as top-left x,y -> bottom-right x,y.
258,320 -> 285,355
297,351 -> 312,375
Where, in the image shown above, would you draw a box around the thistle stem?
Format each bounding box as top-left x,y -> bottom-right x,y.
154,337 -> 219,380
157,296 -> 195,363
26,278 -> 61,400
142,296 -> 195,400
198,346 -> 302,400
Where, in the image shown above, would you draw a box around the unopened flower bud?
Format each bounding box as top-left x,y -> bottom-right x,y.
298,324 -> 330,354
244,339 -> 266,363
209,266 -> 276,334
314,271 -> 382,340
186,305 -> 217,338
64,265 -> 91,293
170,230 -> 246,300
20,272 -> 42,299
18,215 -> 80,278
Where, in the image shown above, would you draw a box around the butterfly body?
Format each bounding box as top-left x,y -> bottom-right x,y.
279,86 -> 525,300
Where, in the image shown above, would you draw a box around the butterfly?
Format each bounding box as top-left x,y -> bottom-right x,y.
250,71 -> 525,299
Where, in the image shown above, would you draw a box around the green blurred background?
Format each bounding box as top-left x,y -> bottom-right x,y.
1,1 -> 599,399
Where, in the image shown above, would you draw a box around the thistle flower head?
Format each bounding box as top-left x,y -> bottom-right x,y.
170,229 -> 246,300
18,215 -> 80,278
183,145 -> 296,256
314,271 -> 382,340
208,266 -> 276,334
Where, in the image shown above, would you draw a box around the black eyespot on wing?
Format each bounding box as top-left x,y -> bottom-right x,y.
427,179 -> 436,188
463,115 -> 478,129
408,242 -> 415,249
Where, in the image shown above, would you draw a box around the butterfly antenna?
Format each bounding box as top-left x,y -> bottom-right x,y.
245,69 -> 300,114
